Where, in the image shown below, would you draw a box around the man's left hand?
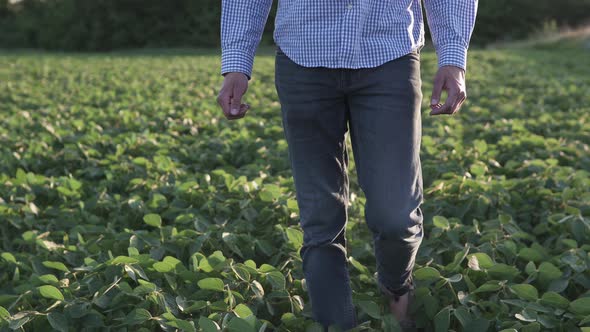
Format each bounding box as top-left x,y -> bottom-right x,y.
429,65 -> 467,116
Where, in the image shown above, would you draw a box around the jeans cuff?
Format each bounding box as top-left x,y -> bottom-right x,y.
376,272 -> 415,300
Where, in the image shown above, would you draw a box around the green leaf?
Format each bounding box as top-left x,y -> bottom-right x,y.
434,307 -> 450,332
446,274 -> 463,283
64,302 -> 91,319
153,262 -> 175,273
143,214 -> 162,227
198,316 -> 220,332
198,257 -> 213,273
286,198 -> 299,211
414,267 -> 441,281
285,228 -> 303,248
464,318 -> 490,331
424,294 -> 439,318
518,247 -> 544,262
473,281 -> 502,294
349,257 -> 370,275
445,246 -> 470,272
245,260 -> 257,270
525,261 -> 537,275
515,308 -> 537,322
227,317 -> 255,332
0,294 -> 18,306
231,265 -> 251,282
37,285 -> 64,301
22,230 -> 37,243
233,303 -> 253,318
147,193 -> 167,209
222,232 -> 244,257
111,256 -> 139,265
487,263 -> 520,280
132,157 -> 150,166
306,322 -> 325,332
473,139 -> 488,153
382,313 -> 402,331
521,322 -> 541,332
259,184 -> 281,202
267,271 -> 286,290
251,280 -> 265,298
510,284 -> 539,301
0,306 -> 10,322
540,292 -> 569,309
8,311 -> 38,330
208,251 -> 227,271
184,300 -> 207,313
42,261 -> 69,272
467,253 -> 494,269
126,308 -> 152,325
198,278 -> 225,292
1,252 -> 17,264
162,312 -> 177,321
38,274 -> 59,285
256,239 -> 275,257
470,162 -> 487,177
47,312 -> 69,332
281,312 -> 296,323
166,319 -> 196,332
453,306 -> 472,327
547,278 -> 569,293
358,301 -> 381,319
164,256 -> 182,268
569,297 -> 590,316
578,315 -> 590,326
537,262 -> 562,284
432,216 -> 450,230
178,320 -> 197,332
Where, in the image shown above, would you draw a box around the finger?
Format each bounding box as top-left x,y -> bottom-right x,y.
430,75 -> 444,106
429,102 -> 443,115
217,92 -> 231,117
226,103 -> 250,120
229,87 -> 243,116
450,91 -> 466,114
234,103 -> 250,118
453,98 -> 465,114
239,103 -> 250,116
430,90 -> 458,115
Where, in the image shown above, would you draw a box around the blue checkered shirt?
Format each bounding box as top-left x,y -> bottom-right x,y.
221,0 -> 478,80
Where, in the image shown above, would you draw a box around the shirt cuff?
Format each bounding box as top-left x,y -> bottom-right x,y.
437,41 -> 468,71
221,48 -> 254,81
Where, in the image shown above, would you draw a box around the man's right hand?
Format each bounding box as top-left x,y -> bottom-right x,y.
217,72 -> 250,120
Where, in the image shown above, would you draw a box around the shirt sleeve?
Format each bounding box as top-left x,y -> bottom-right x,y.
220,0 -> 274,81
423,0 -> 478,71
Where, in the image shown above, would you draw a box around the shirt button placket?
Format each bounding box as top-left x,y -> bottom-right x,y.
341,1 -> 354,68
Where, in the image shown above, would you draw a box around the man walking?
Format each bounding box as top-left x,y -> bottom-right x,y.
217,1 -> 477,330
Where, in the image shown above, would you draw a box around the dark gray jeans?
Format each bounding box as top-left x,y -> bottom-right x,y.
274,45 -> 424,331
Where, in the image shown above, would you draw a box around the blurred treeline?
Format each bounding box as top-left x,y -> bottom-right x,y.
0,0 -> 589,51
